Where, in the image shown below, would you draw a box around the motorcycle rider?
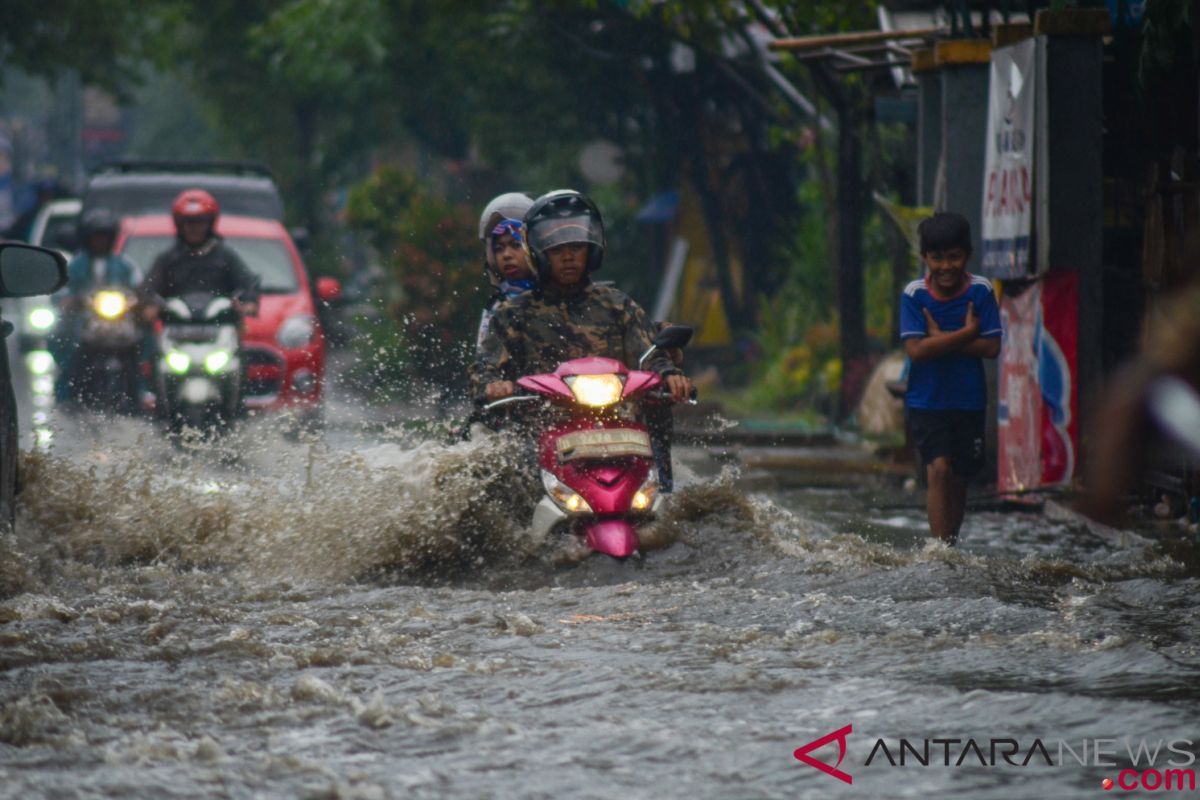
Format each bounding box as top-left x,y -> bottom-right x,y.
138,189 -> 260,320
52,208 -> 142,404
137,189 -> 260,416
477,190 -> 692,485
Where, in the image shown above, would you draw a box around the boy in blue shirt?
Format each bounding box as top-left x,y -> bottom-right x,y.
900,212 -> 1002,544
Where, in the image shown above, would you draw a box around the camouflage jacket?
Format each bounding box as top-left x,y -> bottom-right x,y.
474,280 -> 677,396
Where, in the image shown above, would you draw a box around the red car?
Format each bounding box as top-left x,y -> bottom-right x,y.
116,214 -> 340,422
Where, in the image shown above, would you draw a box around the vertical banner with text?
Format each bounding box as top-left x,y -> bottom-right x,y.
981,39 -> 1037,279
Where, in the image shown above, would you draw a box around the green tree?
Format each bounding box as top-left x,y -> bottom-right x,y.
344,164 -> 485,394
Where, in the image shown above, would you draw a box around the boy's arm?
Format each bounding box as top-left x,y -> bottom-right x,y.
904,302 -> 982,361
958,337 -> 1000,358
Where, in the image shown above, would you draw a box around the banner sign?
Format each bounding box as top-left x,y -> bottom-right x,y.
997,271 -> 1078,491
980,39 -> 1037,279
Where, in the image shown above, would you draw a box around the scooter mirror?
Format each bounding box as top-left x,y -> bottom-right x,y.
653,324 -> 693,350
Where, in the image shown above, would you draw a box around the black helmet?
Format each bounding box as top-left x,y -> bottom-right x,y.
79,207 -> 119,238
523,190 -> 605,280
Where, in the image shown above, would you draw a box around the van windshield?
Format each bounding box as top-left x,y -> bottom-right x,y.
84,177 -> 284,220
121,236 -> 300,294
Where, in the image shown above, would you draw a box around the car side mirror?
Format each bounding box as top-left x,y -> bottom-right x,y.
316,276 -> 342,303
0,244 -> 68,298
291,227 -> 310,252
653,324 -> 694,350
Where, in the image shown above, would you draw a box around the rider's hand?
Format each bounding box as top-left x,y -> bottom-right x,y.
142,305 -> 159,322
485,381 -> 515,401
665,373 -> 692,403
236,300 -> 259,317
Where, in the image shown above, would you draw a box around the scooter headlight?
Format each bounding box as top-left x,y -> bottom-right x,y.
27,307 -> 56,331
565,373 -> 624,407
165,351 -> 192,374
632,477 -> 659,512
93,291 -> 128,320
541,469 -> 592,514
204,350 -> 232,374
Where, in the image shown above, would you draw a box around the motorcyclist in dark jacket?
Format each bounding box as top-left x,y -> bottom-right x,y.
138,189 -> 260,317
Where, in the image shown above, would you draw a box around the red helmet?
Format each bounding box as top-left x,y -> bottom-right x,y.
171,189 -> 220,229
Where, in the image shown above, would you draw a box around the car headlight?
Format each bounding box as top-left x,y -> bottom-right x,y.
165,351 -> 192,374
631,476 -> 659,512
93,291 -> 128,320
277,314 -> 317,349
541,469 -> 592,514
204,350 -> 232,374
565,373 -> 624,407
27,307 -> 56,331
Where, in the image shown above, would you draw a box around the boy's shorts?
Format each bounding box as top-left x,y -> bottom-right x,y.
907,408 -> 986,478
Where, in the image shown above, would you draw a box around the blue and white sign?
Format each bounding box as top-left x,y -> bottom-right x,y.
980,38 -> 1037,279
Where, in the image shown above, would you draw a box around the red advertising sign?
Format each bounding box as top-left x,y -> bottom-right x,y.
997,271 -> 1078,491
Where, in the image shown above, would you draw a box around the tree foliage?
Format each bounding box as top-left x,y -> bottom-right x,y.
0,0 -> 180,92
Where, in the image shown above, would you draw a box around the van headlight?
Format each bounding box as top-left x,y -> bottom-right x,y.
278,314 -> 317,348
564,373 -> 624,407
26,350 -> 55,375
541,469 -> 592,514
27,307 -> 56,331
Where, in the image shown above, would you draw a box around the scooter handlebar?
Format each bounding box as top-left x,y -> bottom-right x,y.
481,392 -> 540,413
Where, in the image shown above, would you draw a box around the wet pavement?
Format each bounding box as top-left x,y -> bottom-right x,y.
1,352 -> 1199,799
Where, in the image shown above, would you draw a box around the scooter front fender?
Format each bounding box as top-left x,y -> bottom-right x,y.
181,377 -> 220,405
530,496 -> 567,543
582,519 -> 639,558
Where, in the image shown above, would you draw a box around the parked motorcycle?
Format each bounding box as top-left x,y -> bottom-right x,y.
154,291 -> 244,436
484,325 -> 694,559
74,286 -> 141,412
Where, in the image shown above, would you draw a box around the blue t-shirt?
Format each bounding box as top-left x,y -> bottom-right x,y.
899,273 -> 1002,410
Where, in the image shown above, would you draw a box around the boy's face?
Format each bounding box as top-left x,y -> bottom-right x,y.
922,247 -> 970,295
493,233 -> 532,281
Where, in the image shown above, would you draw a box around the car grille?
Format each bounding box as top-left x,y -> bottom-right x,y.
244,346 -> 284,397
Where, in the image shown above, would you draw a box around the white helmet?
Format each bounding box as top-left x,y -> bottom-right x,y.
478,192 -> 534,281
478,192 -> 534,241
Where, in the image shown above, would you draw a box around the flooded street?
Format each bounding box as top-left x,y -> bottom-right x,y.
2,375 -> 1199,800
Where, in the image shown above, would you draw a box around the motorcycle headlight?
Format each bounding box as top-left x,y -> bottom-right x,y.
541,469 -> 592,514
565,373 -> 624,407
27,307 -> 56,331
631,476 -> 659,512
93,291 -> 128,320
278,314 -> 317,349
165,351 -> 192,374
204,350 -> 232,374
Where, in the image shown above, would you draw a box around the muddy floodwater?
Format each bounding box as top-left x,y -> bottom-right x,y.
2,403 -> 1199,800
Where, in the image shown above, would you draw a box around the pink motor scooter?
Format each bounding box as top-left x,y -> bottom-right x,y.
484,325 -> 693,558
